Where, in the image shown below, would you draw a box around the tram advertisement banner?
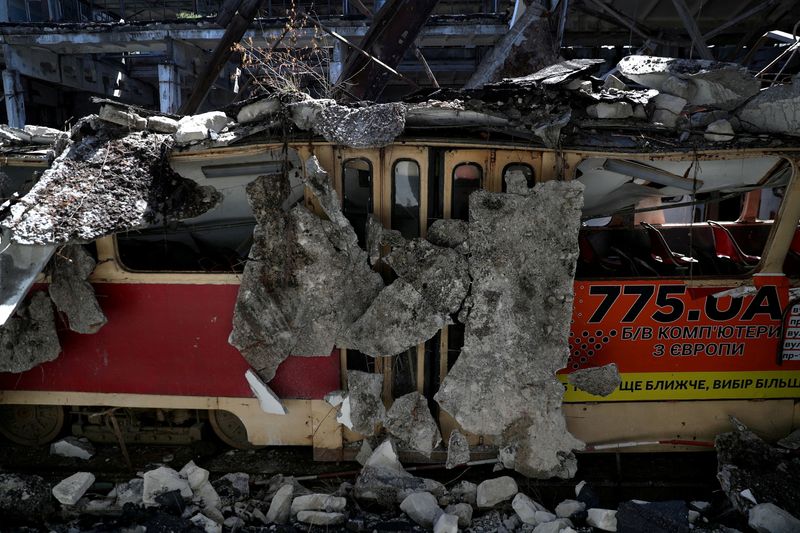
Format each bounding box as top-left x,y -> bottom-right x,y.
560,277 -> 800,401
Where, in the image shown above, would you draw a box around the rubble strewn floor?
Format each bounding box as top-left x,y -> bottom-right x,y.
435,180 -> 585,479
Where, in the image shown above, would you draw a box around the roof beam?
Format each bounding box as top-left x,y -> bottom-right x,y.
670,0 -> 714,60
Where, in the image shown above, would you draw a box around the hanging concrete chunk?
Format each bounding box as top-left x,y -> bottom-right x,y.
737,78 -> 800,136
339,279 -> 448,357
446,429 -> 470,469
48,245 -> 107,334
385,391 -> 442,458
228,162 -> 383,380
567,363 -> 621,397
617,55 -> 760,110
1,129 -> 220,245
435,181 -> 585,479
342,370 -> 385,435
0,291 -> 60,373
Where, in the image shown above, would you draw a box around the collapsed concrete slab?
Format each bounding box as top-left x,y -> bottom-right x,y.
0,291 -> 60,373
617,55 -> 760,110
1,128 -> 221,245
229,162 -> 383,380
48,245 -> 107,334
495,59 -> 605,87
435,180 -> 585,478
737,78 -> 800,136
289,99 -> 406,148
384,391 -> 442,457
567,363 -> 621,397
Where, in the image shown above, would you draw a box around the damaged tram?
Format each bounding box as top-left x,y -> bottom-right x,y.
0,138 -> 798,459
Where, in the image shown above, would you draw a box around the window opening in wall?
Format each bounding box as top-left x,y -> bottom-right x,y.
342,158 -> 373,247
501,163 -> 535,192
392,159 -> 421,238
452,163 -> 482,221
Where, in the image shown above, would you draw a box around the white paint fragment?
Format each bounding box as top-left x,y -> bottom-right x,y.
245,369 -> 287,415
336,395 -> 354,429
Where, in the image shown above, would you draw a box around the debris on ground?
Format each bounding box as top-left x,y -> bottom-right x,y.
52,472 -> 95,506
50,436 -> 96,460
0,473 -> 54,525
567,362 -> 621,397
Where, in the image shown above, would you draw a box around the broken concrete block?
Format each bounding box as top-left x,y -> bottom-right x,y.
477,476 -> 518,508
748,502 -> 800,533
237,98 -> 280,123
426,219 -> 468,253
400,491 -> 442,528
385,391 -> 442,457
229,167 -> 383,381
48,245 -> 107,334
505,58 -> 605,86
52,472 -> 95,506
179,461 -> 209,491
342,370 -> 385,435
533,519 -> 574,533
296,510 -> 346,526
513,492 -> 549,524
704,119 -> 735,142
568,363 -> 621,397
603,74 -> 628,91
617,55 -> 759,110
98,104 -> 146,129
0,291 -> 60,373
450,480 -> 477,506
365,439 -> 402,471
587,508 -> 617,531
446,429 -> 469,469
649,94 -> 687,128
291,100 -> 406,148
190,513 -> 222,533
324,389 -> 345,407
355,440 -> 372,466
616,500 -> 688,533
146,116 -> 179,134
50,436 -> 95,460
777,428 -> 800,450
737,79 -> 800,136
555,499 -> 585,518
174,121 -> 207,143
212,472 -> 249,507
434,512 -> 459,533
586,102 -> 634,120
445,503 -> 473,527
265,484 -> 292,524
142,467 -> 192,505
385,239 -> 470,315
113,478 -> 144,507
290,493 -> 346,514
2,131 -> 220,245
662,75 -> 690,100
0,124 -> 31,144
245,369 -> 287,415
340,279 -> 448,357
24,124 -> 61,144
435,182 -> 584,479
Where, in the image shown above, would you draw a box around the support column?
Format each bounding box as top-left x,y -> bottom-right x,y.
157,63 -> 181,114
329,40 -> 346,85
3,70 -> 25,128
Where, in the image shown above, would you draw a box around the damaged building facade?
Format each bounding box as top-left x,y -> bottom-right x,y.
0,1 -> 798,515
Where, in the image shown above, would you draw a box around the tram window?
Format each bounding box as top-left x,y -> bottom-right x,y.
452,163 -> 483,221
342,158 -> 372,247
501,163 -> 535,192
392,160 -> 421,238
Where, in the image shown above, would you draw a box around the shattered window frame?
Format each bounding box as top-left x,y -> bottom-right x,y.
391,159 -> 422,239
451,162 -> 483,221
342,158 -> 374,247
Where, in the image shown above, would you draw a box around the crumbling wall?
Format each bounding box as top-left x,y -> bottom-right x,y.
435,180 -> 585,478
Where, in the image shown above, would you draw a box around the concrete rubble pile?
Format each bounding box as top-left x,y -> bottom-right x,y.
12,432 -> 800,532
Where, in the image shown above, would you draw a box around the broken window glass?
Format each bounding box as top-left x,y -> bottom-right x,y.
392,159 -> 421,238
452,163 -> 482,221
501,163 -> 535,192
342,158 -> 372,247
